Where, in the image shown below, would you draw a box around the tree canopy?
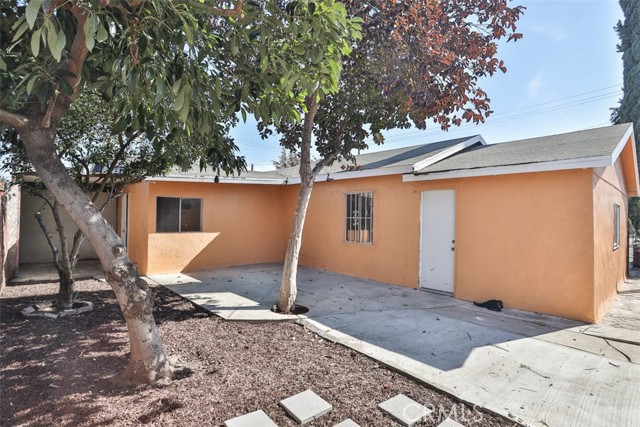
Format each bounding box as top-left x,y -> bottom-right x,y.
612,0 -> 640,159
272,0 -> 524,312
268,0 -> 524,163
0,0 -> 360,383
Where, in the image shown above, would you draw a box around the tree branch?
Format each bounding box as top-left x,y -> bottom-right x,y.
183,0 -> 244,17
0,109 -> 29,130
49,4 -> 90,127
35,206 -> 63,276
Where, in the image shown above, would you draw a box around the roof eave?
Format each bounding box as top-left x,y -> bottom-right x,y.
145,176 -> 287,185
402,155 -> 613,182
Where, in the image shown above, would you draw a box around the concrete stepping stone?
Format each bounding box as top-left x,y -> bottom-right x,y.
279,389 -> 332,424
378,394 -> 432,427
437,418 -> 465,427
224,410 -> 278,427
334,419 -> 361,427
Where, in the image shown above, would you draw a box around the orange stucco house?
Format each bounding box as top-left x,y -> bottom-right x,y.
119,124 -> 638,323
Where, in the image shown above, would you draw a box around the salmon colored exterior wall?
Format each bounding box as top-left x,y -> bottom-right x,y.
121,137 -> 636,322
284,170 -> 598,321
591,161 -> 629,322
124,181 -> 284,275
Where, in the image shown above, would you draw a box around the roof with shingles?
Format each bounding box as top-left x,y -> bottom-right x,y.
155,124 -> 633,182
273,136 -> 476,178
416,124 -> 632,174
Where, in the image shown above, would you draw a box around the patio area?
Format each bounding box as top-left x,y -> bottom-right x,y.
146,263 -> 640,427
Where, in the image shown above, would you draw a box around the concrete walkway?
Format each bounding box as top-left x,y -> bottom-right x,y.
147,264 -> 640,427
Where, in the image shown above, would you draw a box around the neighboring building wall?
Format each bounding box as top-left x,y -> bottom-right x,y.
1,184 -> 21,293
123,182 -> 150,273
129,181 -> 285,275
284,169 -> 596,322
19,191 -> 117,264
592,161 -> 629,322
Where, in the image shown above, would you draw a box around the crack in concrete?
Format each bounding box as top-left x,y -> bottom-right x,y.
604,339 -> 632,362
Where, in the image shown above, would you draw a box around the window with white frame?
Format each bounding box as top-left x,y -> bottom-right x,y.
156,197 -> 202,232
345,192 -> 373,244
613,204 -> 620,250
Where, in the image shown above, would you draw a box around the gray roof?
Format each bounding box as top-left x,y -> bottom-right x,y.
274,136 -> 476,178
417,124 -> 632,175
155,124 -> 632,183
164,165 -> 284,180
161,135 -> 476,181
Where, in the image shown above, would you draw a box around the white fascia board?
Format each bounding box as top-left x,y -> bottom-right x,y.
412,135 -> 486,172
146,176 -> 287,185
402,155 -> 612,182
611,124 -> 634,163
285,165 -> 414,185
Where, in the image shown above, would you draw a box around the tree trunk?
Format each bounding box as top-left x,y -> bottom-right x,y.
34,200 -> 76,310
278,178 -> 315,312
21,126 -> 172,384
278,96 -> 321,313
50,201 -> 76,310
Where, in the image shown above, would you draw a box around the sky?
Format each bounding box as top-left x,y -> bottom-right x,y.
231,0 -> 626,171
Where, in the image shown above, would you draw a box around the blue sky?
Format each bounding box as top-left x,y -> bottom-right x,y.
231,0 -> 626,171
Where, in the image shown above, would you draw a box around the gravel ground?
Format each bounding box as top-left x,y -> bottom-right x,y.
0,279 -> 518,426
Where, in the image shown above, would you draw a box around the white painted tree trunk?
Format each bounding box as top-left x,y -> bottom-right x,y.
21,127 -> 172,384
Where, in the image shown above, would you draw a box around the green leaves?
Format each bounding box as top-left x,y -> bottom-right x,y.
25,0 -> 42,29
31,28 -> 41,57
1,0 -> 361,177
51,27 -> 66,62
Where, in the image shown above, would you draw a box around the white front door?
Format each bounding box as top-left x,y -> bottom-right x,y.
120,193 -> 129,249
420,190 -> 455,293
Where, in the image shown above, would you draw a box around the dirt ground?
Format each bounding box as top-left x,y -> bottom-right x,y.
0,279 -> 518,426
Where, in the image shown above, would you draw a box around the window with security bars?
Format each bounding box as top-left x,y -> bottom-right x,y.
345,192 -> 373,244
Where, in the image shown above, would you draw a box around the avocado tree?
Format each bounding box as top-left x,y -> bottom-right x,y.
0,0 -> 359,384
1,91 -> 223,310
271,0 -> 524,312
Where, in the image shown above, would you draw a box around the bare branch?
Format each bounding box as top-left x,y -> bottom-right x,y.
0,109 -> 29,129
35,208 -> 63,276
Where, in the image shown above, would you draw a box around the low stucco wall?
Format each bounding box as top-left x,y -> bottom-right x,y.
284,169 -> 597,322
19,191 -> 116,265
126,181 -> 285,275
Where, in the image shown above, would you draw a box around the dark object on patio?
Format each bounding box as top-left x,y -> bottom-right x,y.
473,299 -> 504,312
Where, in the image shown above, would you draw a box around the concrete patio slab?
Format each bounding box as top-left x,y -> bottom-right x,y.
150,264 -> 640,427
279,389 -> 332,424
224,410 -> 278,427
378,394 -> 431,426
146,273 -> 297,321
573,323 -> 640,346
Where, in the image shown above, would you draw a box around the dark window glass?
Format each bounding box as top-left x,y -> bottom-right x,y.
156,197 -> 202,232
181,198 -> 202,232
156,197 -> 180,232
